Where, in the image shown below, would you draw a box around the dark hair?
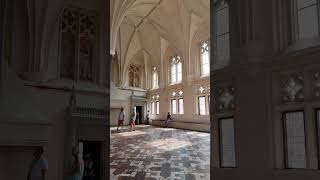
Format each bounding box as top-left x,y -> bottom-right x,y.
36,146 -> 44,154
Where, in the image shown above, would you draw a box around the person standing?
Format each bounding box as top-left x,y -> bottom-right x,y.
130,108 -> 136,131
66,145 -> 84,180
83,154 -> 95,180
145,110 -> 150,125
27,147 -> 48,180
164,112 -> 172,128
117,107 -> 125,132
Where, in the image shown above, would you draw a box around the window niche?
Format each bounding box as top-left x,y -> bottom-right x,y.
214,0 -> 230,69
128,65 -> 141,88
197,84 -> 210,115
60,7 -> 98,81
282,111 -> 307,169
152,66 -> 159,89
170,55 -> 182,84
150,94 -> 160,115
293,0 -> 319,40
219,117 -> 236,168
200,40 -> 210,76
170,89 -> 184,115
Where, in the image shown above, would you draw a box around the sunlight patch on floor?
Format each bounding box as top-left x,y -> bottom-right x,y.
147,138 -> 192,151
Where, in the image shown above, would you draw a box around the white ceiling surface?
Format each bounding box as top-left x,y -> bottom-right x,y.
111,0 -> 210,74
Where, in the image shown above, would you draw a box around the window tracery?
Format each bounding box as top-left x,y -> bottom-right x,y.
200,41 -> 210,76
170,55 -> 182,84
170,88 -> 184,114
60,7 -> 97,81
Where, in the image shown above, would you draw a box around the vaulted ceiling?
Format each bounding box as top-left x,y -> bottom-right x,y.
110,0 -> 210,79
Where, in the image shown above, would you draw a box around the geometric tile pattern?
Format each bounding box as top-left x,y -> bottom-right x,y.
110,126 -> 210,180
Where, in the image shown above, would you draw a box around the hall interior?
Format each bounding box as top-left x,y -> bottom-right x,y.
111,0 -> 320,179
1,0 -> 320,179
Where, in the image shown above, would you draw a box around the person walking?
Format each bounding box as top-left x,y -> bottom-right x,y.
117,107 -> 125,132
164,112 -> 172,128
27,147 -> 48,180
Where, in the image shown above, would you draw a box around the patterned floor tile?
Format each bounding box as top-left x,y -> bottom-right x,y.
110,126 -> 210,180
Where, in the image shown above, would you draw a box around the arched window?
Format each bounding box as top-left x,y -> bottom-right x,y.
214,0 -> 230,69
170,55 -> 182,84
294,0 -> 319,39
128,65 -> 140,88
171,89 -> 184,114
200,40 -> 210,76
150,94 -> 160,115
152,66 -> 159,89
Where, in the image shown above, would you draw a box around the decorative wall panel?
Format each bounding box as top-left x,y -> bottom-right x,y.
280,73 -> 304,103
60,7 -> 98,81
215,85 -> 235,113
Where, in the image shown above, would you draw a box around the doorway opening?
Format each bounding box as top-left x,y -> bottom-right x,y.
135,106 -> 143,125
79,141 -> 102,180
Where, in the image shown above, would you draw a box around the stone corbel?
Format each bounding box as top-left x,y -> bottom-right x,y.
280,73 -> 304,103
214,85 -> 235,113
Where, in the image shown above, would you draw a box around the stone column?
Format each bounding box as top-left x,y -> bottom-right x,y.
104,53 -> 112,180
63,89 -> 80,180
0,0 -> 7,96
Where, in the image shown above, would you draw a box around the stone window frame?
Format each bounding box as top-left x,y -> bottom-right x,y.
218,117 -> 237,168
196,84 -> 210,115
291,0 -> 320,41
150,94 -> 160,115
281,110 -> 308,169
214,0 -> 231,69
170,55 -> 182,85
200,40 -> 210,76
170,88 -> 184,115
152,66 -> 159,89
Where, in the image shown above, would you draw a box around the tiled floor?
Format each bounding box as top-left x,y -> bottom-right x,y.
110,125 -> 210,180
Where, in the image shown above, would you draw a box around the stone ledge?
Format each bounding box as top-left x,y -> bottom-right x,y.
151,119 -> 210,132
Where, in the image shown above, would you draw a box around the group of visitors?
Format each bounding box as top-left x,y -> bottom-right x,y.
27,145 -> 96,180
116,107 -> 173,132
117,107 -> 141,132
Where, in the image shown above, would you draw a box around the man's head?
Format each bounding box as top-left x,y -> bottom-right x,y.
120,107 -> 124,111
168,112 -> 170,115
72,145 -> 79,157
33,147 -> 44,159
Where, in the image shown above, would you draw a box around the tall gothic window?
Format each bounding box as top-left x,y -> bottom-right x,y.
60,7 -> 97,81
152,66 -> 159,89
197,84 -> 210,115
171,90 -> 184,114
214,0 -> 230,69
128,65 -> 140,88
282,111 -> 307,168
150,94 -> 159,115
294,0 -> 319,39
170,55 -> 182,84
200,40 -> 210,76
